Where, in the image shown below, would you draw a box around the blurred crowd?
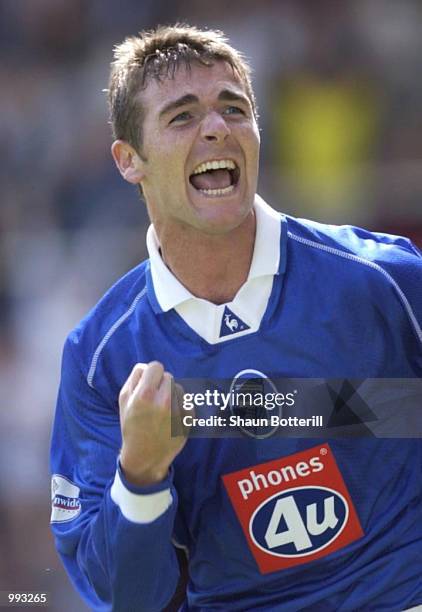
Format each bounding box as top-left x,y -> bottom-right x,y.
0,1 -> 421,609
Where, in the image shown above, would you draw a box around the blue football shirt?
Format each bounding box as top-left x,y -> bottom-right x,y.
50,198 -> 422,611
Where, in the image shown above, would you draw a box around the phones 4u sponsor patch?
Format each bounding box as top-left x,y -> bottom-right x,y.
222,443 -> 363,573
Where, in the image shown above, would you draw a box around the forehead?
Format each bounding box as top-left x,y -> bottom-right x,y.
140,61 -> 248,118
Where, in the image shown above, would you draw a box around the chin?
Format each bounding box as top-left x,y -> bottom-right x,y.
195,202 -> 253,235
184,180 -> 254,231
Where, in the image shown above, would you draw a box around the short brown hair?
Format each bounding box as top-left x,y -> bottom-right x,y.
107,24 -> 257,152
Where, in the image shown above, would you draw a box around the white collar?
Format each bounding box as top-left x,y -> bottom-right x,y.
147,195 -> 281,313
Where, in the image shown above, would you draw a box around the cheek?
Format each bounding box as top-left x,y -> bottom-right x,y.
166,143 -> 191,181
251,122 -> 261,149
238,124 -> 260,155
148,146 -> 183,179
163,157 -> 186,183
245,139 -> 261,170
147,158 -> 188,200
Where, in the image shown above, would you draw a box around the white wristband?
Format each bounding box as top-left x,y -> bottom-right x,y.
110,469 -> 173,524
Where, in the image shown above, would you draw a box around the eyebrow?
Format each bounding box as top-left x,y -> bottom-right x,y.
217,89 -> 250,106
159,94 -> 198,119
158,88 -> 250,120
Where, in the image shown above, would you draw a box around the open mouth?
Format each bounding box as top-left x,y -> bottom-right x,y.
189,159 -> 240,197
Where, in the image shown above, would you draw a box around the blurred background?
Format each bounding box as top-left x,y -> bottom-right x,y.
0,1 -> 421,609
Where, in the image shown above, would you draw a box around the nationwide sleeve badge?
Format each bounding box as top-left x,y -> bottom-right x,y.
51,474 -> 81,523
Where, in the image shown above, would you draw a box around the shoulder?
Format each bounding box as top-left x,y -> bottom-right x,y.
284,215 -> 422,346
285,215 -> 422,277
63,260 -> 150,383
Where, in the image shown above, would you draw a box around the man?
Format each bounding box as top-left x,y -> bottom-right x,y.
50,25 -> 422,611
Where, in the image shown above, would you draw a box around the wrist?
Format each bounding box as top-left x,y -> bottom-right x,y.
119,452 -> 169,487
111,466 -> 173,523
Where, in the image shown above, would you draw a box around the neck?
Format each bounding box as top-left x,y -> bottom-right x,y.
155,212 -> 256,305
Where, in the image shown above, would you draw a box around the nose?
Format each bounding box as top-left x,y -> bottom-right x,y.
200,111 -> 230,143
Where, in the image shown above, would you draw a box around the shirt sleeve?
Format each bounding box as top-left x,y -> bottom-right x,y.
50,335 -> 180,611
382,237 -> 422,351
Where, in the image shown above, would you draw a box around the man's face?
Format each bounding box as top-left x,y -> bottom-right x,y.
138,61 -> 260,235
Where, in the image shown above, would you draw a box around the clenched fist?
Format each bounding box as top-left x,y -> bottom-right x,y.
119,362 -> 187,486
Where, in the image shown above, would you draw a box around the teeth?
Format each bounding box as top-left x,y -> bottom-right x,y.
199,184 -> 235,197
192,159 -> 236,175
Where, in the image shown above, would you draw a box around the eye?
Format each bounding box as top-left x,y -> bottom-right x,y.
169,111 -> 192,124
223,106 -> 245,116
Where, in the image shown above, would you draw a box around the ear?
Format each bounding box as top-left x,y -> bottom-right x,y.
111,140 -> 145,184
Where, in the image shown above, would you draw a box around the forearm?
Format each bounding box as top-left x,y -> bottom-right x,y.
55,468 -> 180,611
51,342 -> 186,610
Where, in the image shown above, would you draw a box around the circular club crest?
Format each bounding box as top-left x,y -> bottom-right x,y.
229,369 -> 281,439
249,486 -> 349,558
